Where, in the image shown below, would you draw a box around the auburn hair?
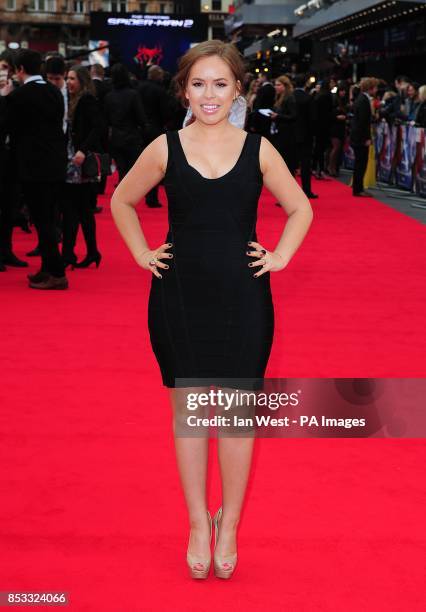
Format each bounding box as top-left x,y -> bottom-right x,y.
173,40 -> 246,109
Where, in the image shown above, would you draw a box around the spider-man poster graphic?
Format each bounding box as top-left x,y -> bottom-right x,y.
133,44 -> 164,67
90,12 -> 208,73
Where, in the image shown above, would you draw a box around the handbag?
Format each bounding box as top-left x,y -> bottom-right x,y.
82,152 -> 111,181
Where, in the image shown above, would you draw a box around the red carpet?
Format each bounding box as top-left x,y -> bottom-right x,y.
1,175 -> 425,610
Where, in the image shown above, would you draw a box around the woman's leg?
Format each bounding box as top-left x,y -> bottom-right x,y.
61,184 -> 79,262
215,388 -> 255,560
171,387 -> 211,565
77,183 -> 99,257
328,137 -> 340,175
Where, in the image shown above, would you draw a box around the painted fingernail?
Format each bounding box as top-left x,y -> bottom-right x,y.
164,265 -> 169,269
168,243 -> 173,246
254,273 -> 258,277
169,254 -> 173,258
248,263 -> 253,267
159,274 -> 162,278
246,251 -> 250,255
247,241 -> 252,245
261,249 -> 266,254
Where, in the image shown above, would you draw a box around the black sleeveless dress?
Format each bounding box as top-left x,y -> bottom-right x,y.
148,129 -> 274,387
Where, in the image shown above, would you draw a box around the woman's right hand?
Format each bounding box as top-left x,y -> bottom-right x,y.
136,243 -> 174,279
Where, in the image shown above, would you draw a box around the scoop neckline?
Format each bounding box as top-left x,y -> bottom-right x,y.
175,130 -> 249,181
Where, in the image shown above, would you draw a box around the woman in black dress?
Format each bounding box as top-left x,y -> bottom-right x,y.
111,41 -> 313,580
62,66 -> 103,269
270,75 -> 298,175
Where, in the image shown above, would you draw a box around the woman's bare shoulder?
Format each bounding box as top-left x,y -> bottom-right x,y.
142,132 -> 169,175
258,135 -> 281,174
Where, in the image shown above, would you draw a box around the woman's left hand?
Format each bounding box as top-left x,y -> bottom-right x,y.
246,241 -> 286,278
270,112 -> 278,120
72,150 -> 86,166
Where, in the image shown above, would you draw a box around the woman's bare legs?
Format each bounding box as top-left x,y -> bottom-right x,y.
171,387 -> 211,570
215,387 -> 256,563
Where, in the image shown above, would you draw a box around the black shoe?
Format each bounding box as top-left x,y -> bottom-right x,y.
146,200 -> 162,208
28,274 -> 68,290
2,253 -> 29,267
62,254 -> 78,271
306,192 -> 319,199
19,220 -> 32,233
353,191 -> 372,198
26,246 -> 40,257
74,252 -> 102,269
27,270 -> 50,283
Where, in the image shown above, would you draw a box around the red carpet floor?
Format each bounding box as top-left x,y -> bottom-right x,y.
1,175 -> 425,611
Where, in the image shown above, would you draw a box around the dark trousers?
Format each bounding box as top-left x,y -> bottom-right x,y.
295,142 -> 313,196
62,183 -> 98,259
21,181 -> 65,278
352,144 -> 369,194
112,144 -> 141,183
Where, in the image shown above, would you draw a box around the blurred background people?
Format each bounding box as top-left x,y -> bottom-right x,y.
104,63 -> 147,183
6,49 -> 68,289
62,65 -> 103,269
270,75 -> 297,176
350,77 -> 379,197
138,64 -> 172,208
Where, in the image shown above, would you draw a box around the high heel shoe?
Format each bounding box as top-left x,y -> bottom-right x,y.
74,252 -> 102,269
186,510 -> 212,579
62,254 -> 77,271
213,507 -> 238,579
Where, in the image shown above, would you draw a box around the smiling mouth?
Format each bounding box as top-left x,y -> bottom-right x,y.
201,104 -> 220,111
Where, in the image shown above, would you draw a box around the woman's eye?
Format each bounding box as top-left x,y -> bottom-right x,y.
192,82 -> 202,87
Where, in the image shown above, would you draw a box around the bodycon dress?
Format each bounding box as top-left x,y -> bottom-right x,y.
148,129 -> 274,388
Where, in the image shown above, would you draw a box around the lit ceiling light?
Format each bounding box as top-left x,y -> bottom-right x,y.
280,46 -> 287,53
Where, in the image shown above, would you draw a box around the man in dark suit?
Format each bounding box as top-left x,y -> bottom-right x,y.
350,77 -> 378,197
138,65 -> 172,207
6,49 -> 68,289
293,74 -> 318,199
253,73 -> 275,110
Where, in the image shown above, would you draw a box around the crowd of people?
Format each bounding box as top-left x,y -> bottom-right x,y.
0,48 -> 182,288
244,71 -> 426,199
1,45 -> 425,289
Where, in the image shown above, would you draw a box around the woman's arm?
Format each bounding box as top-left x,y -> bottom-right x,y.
110,133 -> 172,277
255,136 -> 313,275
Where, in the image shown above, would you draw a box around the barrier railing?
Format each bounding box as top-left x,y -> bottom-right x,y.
343,121 -> 426,200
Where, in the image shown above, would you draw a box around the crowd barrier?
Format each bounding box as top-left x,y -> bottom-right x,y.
343,121 -> 426,199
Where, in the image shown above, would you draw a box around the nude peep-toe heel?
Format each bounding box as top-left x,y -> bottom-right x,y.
186,510 -> 213,579
213,507 -> 238,579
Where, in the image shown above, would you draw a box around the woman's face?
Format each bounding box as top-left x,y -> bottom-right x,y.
274,81 -> 285,95
185,55 -> 240,123
407,84 -> 416,99
66,70 -> 80,95
0,60 -> 12,78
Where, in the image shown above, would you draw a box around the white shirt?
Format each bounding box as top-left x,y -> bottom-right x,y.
61,82 -> 68,134
23,74 -> 46,85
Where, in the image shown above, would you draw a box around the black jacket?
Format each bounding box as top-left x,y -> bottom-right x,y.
350,93 -> 372,146
312,91 -> 334,137
293,89 -> 315,144
254,82 -> 275,110
6,79 -> 67,182
415,101 -> 426,128
273,94 -> 297,140
70,92 -> 104,154
104,87 -> 147,149
138,79 -> 172,141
